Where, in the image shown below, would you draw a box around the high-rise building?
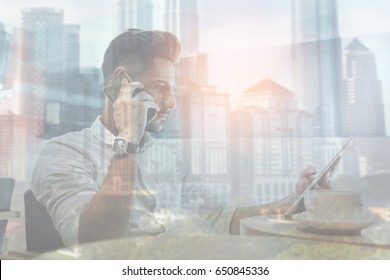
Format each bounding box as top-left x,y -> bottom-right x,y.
21,8 -> 64,137
232,79 -> 314,204
63,24 -> 80,73
162,80 -> 231,208
291,0 -> 344,137
342,38 -> 390,175
178,51 -> 209,85
43,65 -> 103,138
162,0 -> 207,85
343,38 -> 386,137
0,27 -> 30,182
114,0 -> 153,35
0,114 -> 28,181
63,24 -> 81,97
20,9 -> 100,139
22,8 -> 64,75
0,23 -> 11,89
164,0 -> 198,55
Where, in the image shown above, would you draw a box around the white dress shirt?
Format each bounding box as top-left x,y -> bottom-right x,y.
31,116 -> 236,245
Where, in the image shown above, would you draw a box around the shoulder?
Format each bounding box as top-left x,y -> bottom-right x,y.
46,127 -> 93,149
40,127 -> 100,158
33,127 -> 101,177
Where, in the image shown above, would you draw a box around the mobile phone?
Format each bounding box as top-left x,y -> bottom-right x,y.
104,73 -> 157,124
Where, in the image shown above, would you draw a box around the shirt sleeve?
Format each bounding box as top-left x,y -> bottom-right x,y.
201,204 -> 238,234
181,161 -> 237,235
31,140 -> 98,246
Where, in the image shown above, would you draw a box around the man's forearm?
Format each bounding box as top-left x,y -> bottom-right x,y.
79,154 -> 137,243
229,193 -> 300,234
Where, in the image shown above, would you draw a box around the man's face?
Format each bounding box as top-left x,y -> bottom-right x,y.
137,57 -> 176,133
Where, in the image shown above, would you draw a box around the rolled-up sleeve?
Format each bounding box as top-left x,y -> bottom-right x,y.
181,170 -> 237,235
202,204 -> 237,234
31,141 -> 98,245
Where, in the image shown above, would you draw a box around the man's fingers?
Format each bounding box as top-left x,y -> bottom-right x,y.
116,79 -> 144,102
302,165 -> 316,177
133,91 -> 154,102
330,156 -> 342,173
128,81 -> 144,94
142,100 -> 160,112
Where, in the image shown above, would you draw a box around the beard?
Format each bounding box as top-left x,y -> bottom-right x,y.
145,109 -> 169,133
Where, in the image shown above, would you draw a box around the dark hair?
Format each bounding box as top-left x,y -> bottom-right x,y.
102,29 -> 181,84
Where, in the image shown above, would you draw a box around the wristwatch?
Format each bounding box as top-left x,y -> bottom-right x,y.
112,137 -> 140,156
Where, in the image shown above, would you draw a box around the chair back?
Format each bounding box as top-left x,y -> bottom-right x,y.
24,189 -> 64,253
0,177 -> 15,254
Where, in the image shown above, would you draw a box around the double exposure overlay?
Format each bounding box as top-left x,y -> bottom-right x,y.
0,0 -> 389,259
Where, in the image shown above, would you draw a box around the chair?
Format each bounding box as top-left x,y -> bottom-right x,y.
24,189 -> 64,253
0,177 -> 15,255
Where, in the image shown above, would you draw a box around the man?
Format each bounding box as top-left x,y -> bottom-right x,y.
32,29 -> 318,246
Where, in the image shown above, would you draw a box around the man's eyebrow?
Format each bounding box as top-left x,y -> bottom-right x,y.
152,80 -> 175,88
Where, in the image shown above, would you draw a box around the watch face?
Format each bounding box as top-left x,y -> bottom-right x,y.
113,138 -> 128,154
117,140 -> 127,150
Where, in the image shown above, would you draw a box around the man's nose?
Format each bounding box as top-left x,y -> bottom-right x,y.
163,91 -> 177,110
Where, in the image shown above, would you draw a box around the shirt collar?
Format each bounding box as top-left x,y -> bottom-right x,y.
90,116 -> 153,152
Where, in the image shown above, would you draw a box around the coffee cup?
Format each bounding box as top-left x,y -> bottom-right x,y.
304,190 -> 364,222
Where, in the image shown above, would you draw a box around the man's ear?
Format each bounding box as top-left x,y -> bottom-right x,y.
113,67 -> 127,78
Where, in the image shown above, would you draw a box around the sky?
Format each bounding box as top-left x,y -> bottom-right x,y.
1,0 -> 389,131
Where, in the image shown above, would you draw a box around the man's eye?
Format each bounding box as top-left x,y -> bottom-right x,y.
154,85 -> 164,91
154,84 -> 165,92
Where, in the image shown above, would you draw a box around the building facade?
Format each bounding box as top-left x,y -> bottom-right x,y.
291,0 -> 344,137
343,38 -> 386,137
232,79 -> 314,204
342,38 -> 390,176
164,0 -> 199,56
114,0 -> 153,35
21,7 -> 64,137
0,23 -> 11,89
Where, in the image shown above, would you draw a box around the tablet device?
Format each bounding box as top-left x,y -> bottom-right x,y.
284,136 -> 355,216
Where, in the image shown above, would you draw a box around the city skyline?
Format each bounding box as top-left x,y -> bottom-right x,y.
0,0 -> 385,144
0,1 -> 388,113
0,1 -> 389,180
0,0 -> 390,135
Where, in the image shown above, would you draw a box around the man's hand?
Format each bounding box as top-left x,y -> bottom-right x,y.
318,155 -> 341,189
295,157 -> 341,195
286,165 -> 316,213
295,165 -> 316,194
113,79 -> 159,144
290,159 -> 341,214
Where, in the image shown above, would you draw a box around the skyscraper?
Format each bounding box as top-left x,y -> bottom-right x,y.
291,0 -> 344,137
114,0 -> 153,35
0,25 -> 29,181
164,0 -> 199,55
343,38 -> 385,137
0,23 -> 11,89
21,7 -> 64,137
63,24 -> 80,73
232,79 -> 314,203
63,24 -> 81,96
343,38 -> 389,176
178,51 -> 209,85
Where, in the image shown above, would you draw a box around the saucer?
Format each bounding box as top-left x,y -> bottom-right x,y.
267,214 -> 301,225
292,211 -> 377,235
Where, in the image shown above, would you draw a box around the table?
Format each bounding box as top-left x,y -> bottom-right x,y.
1,211 -> 20,257
37,233 -> 390,260
0,211 -> 20,220
240,214 -> 390,250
